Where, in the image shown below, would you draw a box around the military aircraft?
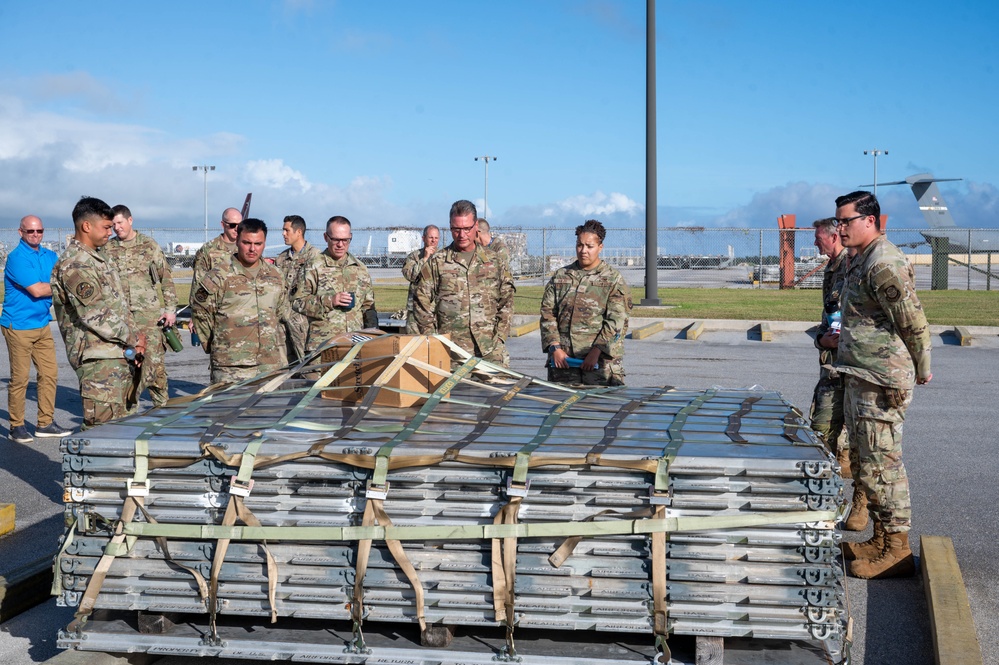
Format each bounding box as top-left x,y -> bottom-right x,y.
869,173 -> 995,254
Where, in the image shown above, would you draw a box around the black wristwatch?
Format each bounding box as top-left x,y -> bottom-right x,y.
548,344 -> 561,354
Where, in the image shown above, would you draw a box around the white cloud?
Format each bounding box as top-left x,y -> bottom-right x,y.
541,191 -> 640,218
245,159 -> 313,192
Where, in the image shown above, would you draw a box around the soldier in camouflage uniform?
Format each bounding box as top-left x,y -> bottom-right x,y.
52,197 -> 147,428
275,215 -> 320,361
292,216 -> 377,354
476,218 -> 510,267
192,207 -> 242,288
413,200 -> 515,367
192,219 -> 288,385
808,218 -> 851,478
540,220 -> 631,386
832,191 -> 932,580
401,225 -> 440,334
106,205 -> 178,407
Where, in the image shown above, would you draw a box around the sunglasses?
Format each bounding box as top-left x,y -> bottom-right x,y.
224,222 -> 240,229
20,229 -> 44,234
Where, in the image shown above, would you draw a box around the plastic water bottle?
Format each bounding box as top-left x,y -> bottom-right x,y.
123,346 -> 137,361
829,310 -> 841,334
824,301 -> 841,334
565,357 -> 600,370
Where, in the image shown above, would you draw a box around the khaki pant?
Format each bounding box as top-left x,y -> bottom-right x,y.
2,325 -> 59,428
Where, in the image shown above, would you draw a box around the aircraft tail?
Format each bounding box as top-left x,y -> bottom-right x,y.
866,173 -> 962,229
240,193 -> 252,219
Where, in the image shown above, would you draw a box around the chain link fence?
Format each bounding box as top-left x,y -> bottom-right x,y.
3,225 -> 998,291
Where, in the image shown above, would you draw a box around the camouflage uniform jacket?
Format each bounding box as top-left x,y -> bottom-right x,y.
539,260 -> 631,360
814,247 -> 849,366
402,248 -> 433,320
413,243 -> 515,355
484,238 -> 510,267
192,234 -> 236,287
191,256 -> 288,370
52,239 -> 138,371
275,241 -> 320,292
292,250 -> 375,352
835,235 -> 931,389
105,232 -> 178,328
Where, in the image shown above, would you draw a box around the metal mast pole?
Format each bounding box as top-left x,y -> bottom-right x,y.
193,165 -> 216,242
642,0 -> 660,305
474,156 -> 496,218
863,149 -> 887,198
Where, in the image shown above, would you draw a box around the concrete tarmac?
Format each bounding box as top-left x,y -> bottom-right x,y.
1,321 -> 996,664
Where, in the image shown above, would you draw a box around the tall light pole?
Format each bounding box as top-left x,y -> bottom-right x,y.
192,165 -> 215,241
474,156 -> 496,218
642,0 -> 660,305
863,149 -> 887,198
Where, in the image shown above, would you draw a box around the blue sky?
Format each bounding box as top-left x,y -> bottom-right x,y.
1,0 -> 998,232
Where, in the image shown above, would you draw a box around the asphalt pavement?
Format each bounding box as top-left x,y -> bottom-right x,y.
1,320 -> 997,665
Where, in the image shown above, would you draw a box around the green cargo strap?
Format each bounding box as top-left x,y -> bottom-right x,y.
512,390 -> 590,486
655,389 -> 717,491
586,387 -> 672,462
124,509 -> 836,542
445,377 -> 532,460
271,338 -> 367,429
370,356 -> 479,487
306,336 -> 426,456
51,518 -> 78,596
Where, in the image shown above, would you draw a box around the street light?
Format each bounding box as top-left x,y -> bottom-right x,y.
474,156 -> 496,218
863,150 -> 887,198
192,165 -> 215,242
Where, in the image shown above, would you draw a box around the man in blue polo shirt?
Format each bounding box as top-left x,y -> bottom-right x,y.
1,215 -> 72,442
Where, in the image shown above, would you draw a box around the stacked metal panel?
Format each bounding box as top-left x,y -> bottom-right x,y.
56,334 -> 850,664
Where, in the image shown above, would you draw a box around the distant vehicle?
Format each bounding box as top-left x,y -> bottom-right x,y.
165,242 -> 205,268
358,228 -> 423,268
872,173 -> 994,254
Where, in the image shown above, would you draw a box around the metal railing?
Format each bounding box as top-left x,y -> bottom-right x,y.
3,226 -> 998,291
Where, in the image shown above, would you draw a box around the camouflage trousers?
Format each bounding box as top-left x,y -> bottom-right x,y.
843,375 -> 913,534
284,313 -> 309,362
809,371 -> 845,457
548,357 -> 625,387
210,363 -> 284,387
136,323 -> 169,408
76,358 -> 136,428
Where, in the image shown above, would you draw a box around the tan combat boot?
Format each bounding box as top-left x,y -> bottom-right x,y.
842,487 -> 869,531
849,531 -> 915,579
841,521 -> 884,560
836,445 -> 852,479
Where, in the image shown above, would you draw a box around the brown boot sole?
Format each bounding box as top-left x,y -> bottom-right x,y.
849,553 -> 916,579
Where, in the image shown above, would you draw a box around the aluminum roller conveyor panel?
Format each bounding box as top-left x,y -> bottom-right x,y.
56,334 -> 850,664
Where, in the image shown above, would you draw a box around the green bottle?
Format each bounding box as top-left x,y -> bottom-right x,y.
160,321 -> 184,352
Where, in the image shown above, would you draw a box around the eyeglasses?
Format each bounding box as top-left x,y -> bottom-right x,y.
450,225 -> 476,235
224,222 -> 240,229
20,229 -> 44,234
327,235 -> 352,245
833,214 -> 868,227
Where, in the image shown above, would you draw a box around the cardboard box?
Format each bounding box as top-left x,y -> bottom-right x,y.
319,334 -> 451,407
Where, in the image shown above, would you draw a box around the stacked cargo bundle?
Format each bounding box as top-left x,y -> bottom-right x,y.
56,333 -> 850,664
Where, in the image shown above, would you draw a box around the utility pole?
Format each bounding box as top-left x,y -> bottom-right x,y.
642,0 -> 660,305
474,156 -> 496,218
863,150 -> 887,198
192,165 -> 215,242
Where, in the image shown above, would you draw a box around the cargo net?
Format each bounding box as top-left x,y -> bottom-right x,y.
56,332 -> 851,664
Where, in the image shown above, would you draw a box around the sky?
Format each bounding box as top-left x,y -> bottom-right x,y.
2,0 -> 999,234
